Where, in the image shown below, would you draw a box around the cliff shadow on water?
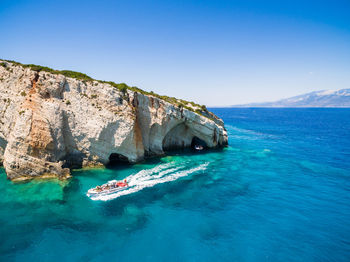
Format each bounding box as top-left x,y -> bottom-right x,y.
105,138 -> 226,169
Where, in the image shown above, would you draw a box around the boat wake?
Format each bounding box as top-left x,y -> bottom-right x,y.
90,162 -> 209,201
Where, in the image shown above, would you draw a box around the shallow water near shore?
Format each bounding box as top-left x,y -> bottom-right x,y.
1,108 -> 350,261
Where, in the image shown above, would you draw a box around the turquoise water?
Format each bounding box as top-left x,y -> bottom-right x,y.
1,108 -> 350,261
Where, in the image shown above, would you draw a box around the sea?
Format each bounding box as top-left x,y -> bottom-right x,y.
1,108 -> 350,262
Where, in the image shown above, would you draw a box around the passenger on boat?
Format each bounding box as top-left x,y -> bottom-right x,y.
116,179 -> 128,187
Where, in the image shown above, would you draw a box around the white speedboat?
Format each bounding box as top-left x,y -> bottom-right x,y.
87,179 -> 129,198
194,145 -> 204,151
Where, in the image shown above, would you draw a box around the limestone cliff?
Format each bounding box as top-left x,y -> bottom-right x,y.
0,60 -> 228,181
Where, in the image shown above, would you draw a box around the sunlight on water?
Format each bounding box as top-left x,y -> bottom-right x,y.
1,108 -> 350,262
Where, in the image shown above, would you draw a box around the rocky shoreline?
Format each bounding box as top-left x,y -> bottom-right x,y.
0,60 -> 228,181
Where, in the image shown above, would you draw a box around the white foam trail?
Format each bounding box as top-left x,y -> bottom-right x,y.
127,162 -> 173,181
90,162 -> 209,201
127,164 -> 179,185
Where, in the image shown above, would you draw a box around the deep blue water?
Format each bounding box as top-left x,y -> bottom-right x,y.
1,108 -> 350,261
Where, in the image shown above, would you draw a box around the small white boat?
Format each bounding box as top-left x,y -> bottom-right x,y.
87,179 -> 129,198
194,145 -> 204,151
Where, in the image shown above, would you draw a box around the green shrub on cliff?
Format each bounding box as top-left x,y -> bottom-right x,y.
117,83 -> 128,93
59,70 -> 94,82
23,64 -> 56,74
3,60 -> 94,82
1,59 -> 215,121
99,81 -> 129,93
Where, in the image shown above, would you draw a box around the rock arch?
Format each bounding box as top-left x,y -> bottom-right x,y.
162,122 -> 194,151
148,123 -> 164,155
191,136 -> 207,149
108,153 -> 129,165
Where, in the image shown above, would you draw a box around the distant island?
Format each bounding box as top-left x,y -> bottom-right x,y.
233,88 -> 350,108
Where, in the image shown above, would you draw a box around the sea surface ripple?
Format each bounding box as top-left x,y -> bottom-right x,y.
1,108 -> 350,262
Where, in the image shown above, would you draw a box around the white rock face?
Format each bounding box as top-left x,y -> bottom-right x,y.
0,60 -> 228,181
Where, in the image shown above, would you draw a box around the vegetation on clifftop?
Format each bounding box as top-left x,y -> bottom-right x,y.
0,59 -> 212,118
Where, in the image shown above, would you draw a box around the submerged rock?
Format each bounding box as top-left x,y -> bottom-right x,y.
0,60 -> 228,181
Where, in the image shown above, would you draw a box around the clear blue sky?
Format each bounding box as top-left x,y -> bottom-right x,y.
1,0 -> 349,106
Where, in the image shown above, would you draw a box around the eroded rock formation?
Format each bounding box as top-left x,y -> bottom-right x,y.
0,60 -> 228,181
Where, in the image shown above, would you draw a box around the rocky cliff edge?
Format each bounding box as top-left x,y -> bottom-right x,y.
0,60 -> 228,181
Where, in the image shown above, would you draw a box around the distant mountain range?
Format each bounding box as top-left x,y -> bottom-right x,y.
233,88 -> 350,108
